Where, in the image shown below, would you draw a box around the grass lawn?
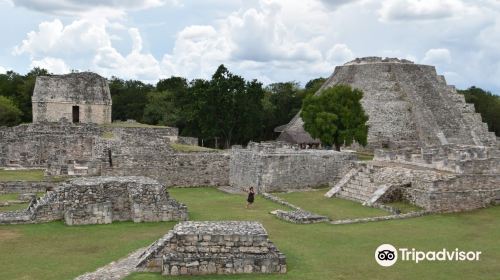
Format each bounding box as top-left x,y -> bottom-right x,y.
1,187 -> 499,280
170,143 -> 218,153
0,193 -> 45,212
0,169 -> 45,181
276,188 -> 388,219
355,152 -> 374,161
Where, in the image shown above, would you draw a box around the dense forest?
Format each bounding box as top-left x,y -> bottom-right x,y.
0,65 -> 498,147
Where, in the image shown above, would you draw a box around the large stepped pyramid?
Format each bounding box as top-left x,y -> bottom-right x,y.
278,57 -> 496,149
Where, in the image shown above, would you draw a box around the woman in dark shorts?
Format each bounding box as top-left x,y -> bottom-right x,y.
246,187 -> 255,208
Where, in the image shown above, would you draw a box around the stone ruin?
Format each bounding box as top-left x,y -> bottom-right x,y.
0,176 -> 188,225
0,121 -> 228,187
136,221 -> 286,276
230,141 -> 356,193
279,57 -> 496,149
32,72 -> 112,124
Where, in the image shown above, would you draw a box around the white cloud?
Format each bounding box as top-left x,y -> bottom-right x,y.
423,48 -> 452,65
161,0 -> 344,82
378,0 -> 472,22
11,0 -> 175,16
93,28 -> 162,81
30,57 -> 70,74
0,66 -> 6,74
326,44 -> 354,65
13,19 -> 111,57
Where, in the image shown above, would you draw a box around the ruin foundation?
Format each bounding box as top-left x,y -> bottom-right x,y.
137,221 -> 286,276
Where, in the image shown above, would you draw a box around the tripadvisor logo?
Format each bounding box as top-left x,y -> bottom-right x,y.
375,244 -> 482,267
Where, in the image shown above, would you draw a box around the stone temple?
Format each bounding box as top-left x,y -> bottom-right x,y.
32,72 -> 112,124
279,57 -> 497,149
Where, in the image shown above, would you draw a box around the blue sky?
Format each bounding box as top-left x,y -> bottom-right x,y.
1,0 -> 500,93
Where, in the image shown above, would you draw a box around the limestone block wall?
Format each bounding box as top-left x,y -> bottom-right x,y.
103,152 -> 230,187
0,176 -> 188,225
0,181 -> 58,194
374,144 -> 500,174
408,175 -> 500,212
338,161 -> 500,212
137,221 -> 286,276
33,102 -> 111,124
0,122 -> 101,168
60,177 -> 187,225
230,142 -> 356,192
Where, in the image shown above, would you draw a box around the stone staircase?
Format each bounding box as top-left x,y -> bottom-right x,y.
325,164 -> 390,204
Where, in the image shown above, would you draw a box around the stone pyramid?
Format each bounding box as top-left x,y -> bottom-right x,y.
278,57 -> 496,149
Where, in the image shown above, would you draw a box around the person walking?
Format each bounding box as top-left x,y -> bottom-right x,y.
246,187 -> 255,208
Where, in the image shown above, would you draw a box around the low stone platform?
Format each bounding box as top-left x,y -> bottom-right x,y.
270,209 -> 329,224
0,176 -> 188,225
137,221 -> 286,276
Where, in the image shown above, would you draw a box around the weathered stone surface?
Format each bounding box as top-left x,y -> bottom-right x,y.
0,121 -> 228,187
0,176 -> 188,225
279,57 -> 496,149
32,72 -> 112,124
326,158 -> 500,212
137,221 -> 286,276
0,180 -> 57,194
230,142 -> 355,192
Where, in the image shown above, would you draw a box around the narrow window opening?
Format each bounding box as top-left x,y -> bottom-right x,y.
72,106 -> 80,123
108,149 -> 113,167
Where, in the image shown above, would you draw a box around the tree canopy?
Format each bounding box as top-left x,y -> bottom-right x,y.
301,85 -> 369,150
0,95 -> 23,126
457,86 -> 500,136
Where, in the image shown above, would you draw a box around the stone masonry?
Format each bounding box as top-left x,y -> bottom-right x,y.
0,176 -> 188,225
0,121 -> 229,187
279,57 -> 496,149
32,72 -> 112,124
230,142 -> 355,193
136,221 -> 286,276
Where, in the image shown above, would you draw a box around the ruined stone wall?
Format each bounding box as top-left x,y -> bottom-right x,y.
230,142 -> 356,193
0,122 -> 100,168
33,102 -> 111,124
374,144 -> 500,174
137,221 -> 286,276
407,175 -> 500,212
103,152 -> 230,187
32,72 -> 112,124
0,176 -> 188,225
0,181 -> 57,194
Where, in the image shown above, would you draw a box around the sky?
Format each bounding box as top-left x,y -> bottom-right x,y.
0,0 -> 499,93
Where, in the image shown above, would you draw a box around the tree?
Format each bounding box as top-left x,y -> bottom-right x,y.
143,90 -> 177,126
301,85 -> 369,151
109,77 -> 152,122
0,96 -> 23,126
457,86 -> 500,136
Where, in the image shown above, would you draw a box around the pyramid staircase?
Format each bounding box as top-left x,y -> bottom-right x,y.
325,163 -> 392,205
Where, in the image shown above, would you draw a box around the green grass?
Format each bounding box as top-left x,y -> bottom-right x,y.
101,131 -> 115,139
355,152 -> 374,161
170,143 -> 218,153
0,193 -> 20,202
1,187 -> 499,280
276,188 -> 388,220
101,121 -> 170,128
0,192 -> 45,212
0,169 -> 45,182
